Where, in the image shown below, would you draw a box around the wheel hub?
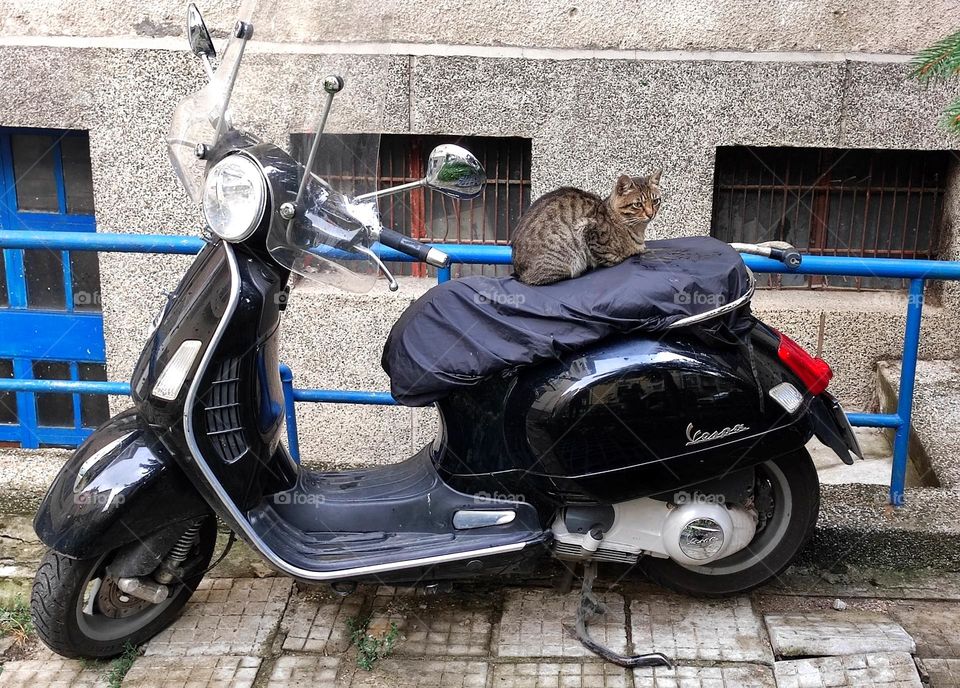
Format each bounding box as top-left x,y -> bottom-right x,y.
677,517 -> 726,561
95,577 -> 153,619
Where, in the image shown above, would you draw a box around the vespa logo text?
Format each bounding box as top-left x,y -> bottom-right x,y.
685,422 -> 749,446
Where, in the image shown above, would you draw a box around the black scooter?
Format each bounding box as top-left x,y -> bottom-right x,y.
29,2 -> 862,662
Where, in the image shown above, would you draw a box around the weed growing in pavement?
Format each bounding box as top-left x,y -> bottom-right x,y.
105,642 -> 141,688
79,657 -> 104,671
0,596 -> 33,647
348,615 -> 400,671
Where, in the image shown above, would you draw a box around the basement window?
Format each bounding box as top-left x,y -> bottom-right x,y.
711,147 -> 949,290
293,134 -> 532,278
0,128 -> 109,449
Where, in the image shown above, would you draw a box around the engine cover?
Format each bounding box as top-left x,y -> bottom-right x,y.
551,498 -> 757,567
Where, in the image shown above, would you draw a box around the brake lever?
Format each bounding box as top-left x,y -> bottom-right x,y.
354,244 -> 399,292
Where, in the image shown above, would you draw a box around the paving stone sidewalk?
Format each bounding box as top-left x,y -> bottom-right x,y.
2,575 -> 960,687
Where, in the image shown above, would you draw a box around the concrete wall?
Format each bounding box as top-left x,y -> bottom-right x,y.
1,1 -> 958,466
0,0 -> 953,54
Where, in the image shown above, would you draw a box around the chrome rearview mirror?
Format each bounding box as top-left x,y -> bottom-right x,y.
354,144 -> 486,203
187,4 -> 217,61
423,145 -> 485,199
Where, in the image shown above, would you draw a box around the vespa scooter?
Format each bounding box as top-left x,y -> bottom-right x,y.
29,2 -> 861,662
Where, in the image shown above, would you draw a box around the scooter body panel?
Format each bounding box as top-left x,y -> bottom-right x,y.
33,410 -> 211,560
436,322 -> 820,505
131,241 -> 294,512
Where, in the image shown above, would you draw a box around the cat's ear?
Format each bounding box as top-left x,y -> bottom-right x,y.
615,174 -> 634,195
647,169 -> 663,185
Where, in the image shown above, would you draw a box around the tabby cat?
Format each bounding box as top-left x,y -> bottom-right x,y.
511,171 -> 662,285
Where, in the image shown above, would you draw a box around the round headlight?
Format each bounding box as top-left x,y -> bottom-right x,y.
202,154 -> 267,242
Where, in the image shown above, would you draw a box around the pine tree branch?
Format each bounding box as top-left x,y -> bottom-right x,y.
910,29 -> 960,82
941,97 -> 960,133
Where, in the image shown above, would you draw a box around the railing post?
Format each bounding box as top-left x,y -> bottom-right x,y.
890,278 -> 925,506
279,364 -> 301,463
437,266 -> 452,283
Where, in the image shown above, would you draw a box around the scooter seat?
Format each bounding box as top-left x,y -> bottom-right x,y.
382,236 -> 752,406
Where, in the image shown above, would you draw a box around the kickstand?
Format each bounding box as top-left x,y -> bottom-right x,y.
567,561 -> 672,669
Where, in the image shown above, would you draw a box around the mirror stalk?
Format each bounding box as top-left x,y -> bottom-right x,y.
292,76 -> 343,209
354,179 -> 425,203
211,20 -> 252,146
352,144 -> 486,205
199,53 -> 215,80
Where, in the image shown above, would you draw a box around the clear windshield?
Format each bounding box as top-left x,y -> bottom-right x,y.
167,0 -> 387,292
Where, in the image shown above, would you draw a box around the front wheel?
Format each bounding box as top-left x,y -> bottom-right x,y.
641,449 -> 819,597
31,517 -> 217,658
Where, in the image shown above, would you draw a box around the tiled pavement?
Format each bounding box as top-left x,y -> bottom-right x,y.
498,589 -> 627,659
2,577 -> 959,687
142,578 -> 293,658
765,611 -> 916,657
630,594 -> 772,663
773,652 -> 923,688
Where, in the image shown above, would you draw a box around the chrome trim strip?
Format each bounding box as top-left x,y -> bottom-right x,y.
666,270 -> 756,330
453,510 -> 517,530
182,243 -> 530,580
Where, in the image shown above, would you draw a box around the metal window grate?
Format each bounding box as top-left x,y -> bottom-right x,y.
295,134 -> 532,278
711,147 -> 949,290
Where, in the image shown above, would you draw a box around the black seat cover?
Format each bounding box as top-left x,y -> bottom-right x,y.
382,236 -> 752,407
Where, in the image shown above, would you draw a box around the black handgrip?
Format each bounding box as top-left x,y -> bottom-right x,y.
768,247 -> 803,269
378,228 -> 450,268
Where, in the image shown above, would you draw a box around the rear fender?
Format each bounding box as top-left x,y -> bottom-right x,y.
33,410 -> 212,560
809,393 -> 862,465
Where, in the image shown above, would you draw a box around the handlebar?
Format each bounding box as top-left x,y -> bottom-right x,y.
768,246 -> 803,269
378,227 -> 450,268
730,242 -> 802,269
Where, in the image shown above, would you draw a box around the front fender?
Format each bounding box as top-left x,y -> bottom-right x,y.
33,410 -> 211,560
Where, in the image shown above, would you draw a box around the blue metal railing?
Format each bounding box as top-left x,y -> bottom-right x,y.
2,228 -> 958,506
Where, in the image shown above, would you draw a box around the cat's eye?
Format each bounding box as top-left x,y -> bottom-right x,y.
653,198 -> 661,205
632,201 -> 643,208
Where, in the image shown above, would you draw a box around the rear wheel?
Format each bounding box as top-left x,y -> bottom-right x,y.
641,449 -> 819,597
31,517 -> 216,658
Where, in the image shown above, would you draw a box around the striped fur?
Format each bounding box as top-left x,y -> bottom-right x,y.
512,171 -> 662,285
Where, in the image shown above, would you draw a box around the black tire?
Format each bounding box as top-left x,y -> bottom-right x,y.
641,449 -> 819,597
31,517 -> 216,658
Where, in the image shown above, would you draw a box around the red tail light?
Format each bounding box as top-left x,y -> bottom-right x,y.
774,329 -> 832,395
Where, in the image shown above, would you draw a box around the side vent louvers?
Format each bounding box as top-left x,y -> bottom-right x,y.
202,357 -> 249,463
553,542 -> 639,565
